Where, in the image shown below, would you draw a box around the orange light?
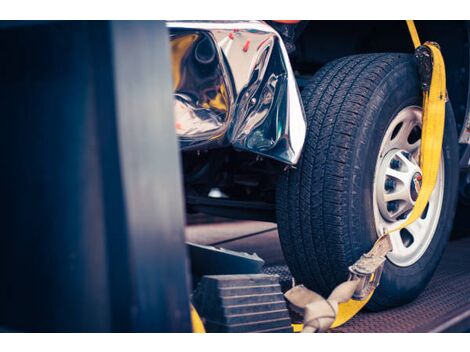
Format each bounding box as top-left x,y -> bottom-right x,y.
272,20 -> 301,24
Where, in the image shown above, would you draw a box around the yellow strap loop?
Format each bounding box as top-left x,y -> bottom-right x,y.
331,290 -> 374,329
387,35 -> 446,235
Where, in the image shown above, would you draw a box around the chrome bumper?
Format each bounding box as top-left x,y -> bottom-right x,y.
167,21 -> 306,165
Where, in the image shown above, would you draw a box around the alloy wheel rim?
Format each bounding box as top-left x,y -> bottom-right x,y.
372,106 -> 445,267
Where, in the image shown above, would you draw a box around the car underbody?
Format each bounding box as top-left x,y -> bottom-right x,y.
169,20 -> 470,222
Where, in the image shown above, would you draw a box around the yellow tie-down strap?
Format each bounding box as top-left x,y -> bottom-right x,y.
190,304 -> 206,333
331,291 -> 374,329
392,21 -> 447,235
286,20 -> 447,333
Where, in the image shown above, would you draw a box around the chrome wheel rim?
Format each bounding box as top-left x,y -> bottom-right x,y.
372,106 -> 445,267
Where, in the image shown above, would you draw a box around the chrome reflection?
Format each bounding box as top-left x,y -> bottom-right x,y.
167,21 -> 306,165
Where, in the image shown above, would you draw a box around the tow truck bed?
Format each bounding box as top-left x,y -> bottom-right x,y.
187,221 -> 470,332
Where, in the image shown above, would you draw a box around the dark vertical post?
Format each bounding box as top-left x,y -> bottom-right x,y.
108,21 -> 191,332
0,20 -> 190,332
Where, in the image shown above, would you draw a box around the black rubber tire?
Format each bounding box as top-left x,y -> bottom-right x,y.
276,53 -> 459,310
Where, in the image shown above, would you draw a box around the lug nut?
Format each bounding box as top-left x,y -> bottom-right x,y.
387,201 -> 398,213
390,158 -> 401,170
384,178 -> 396,192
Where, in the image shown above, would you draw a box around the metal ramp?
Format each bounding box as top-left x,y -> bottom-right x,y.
187,220 -> 470,332
335,237 -> 470,332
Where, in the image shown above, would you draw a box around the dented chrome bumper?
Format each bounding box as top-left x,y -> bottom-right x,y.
167,21 -> 306,165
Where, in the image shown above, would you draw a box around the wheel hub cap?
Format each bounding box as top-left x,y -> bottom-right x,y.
410,172 -> 422,202
376,149 -> 423,222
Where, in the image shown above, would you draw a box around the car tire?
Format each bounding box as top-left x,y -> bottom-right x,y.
276,53 -> 459,310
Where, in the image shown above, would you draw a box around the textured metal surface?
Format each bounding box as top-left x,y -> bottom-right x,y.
337,237 -> 470,332
262,265 -> 295,293
187,220 -> 470,332
263,238 -> 470,332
